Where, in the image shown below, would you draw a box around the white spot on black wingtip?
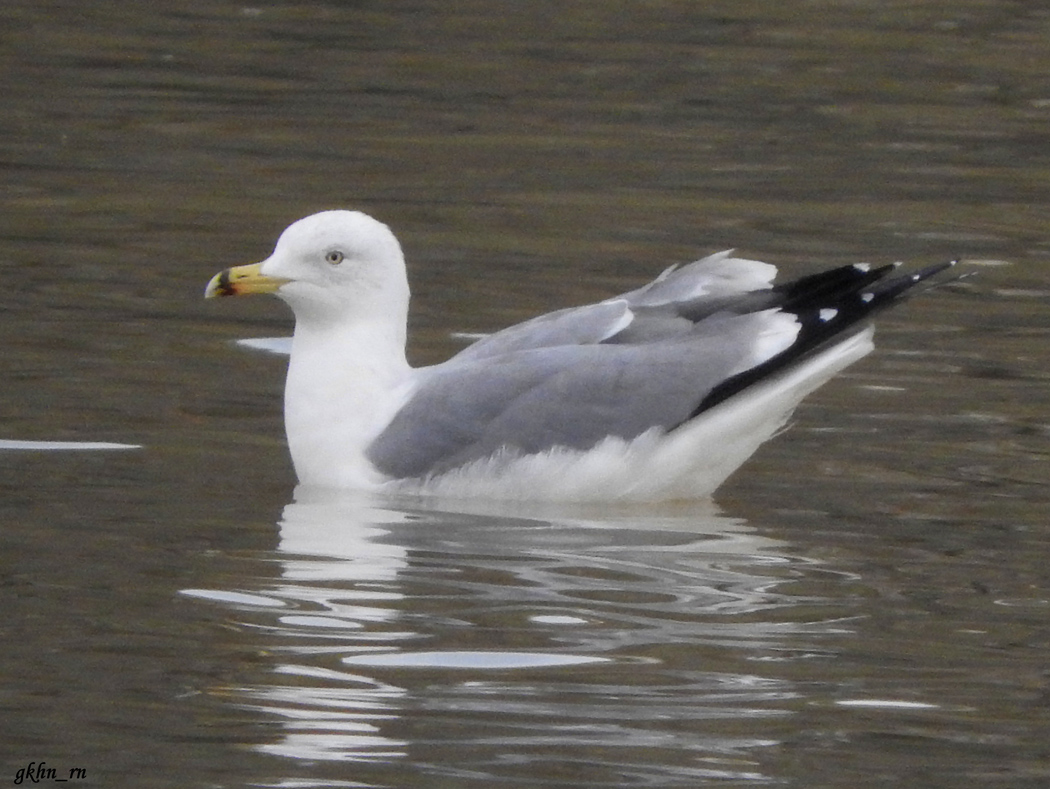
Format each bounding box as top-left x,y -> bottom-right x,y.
819,308 -> 839,322
861,292 -> 875,303
853,263 -> 871,272
911,273 -> 921,281
891,261 -> 903,269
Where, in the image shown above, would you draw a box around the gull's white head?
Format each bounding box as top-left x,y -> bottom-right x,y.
206,210 -> 410,327
206,211 -> 413,489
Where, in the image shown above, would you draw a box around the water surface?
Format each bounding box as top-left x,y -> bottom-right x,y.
2,2 -> 1048,787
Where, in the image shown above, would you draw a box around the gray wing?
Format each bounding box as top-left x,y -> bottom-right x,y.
450,251 -> 778,362
367,311 -> 772,479
620,249 -> 776,307
367,250 -> 954,480
450,299 -> 635,363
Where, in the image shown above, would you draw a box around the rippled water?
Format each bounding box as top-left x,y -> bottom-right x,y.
183,495 -> 822,784
3,2 -> 1049,787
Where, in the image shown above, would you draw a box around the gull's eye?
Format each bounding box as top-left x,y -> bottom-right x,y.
325,250 -> 345,265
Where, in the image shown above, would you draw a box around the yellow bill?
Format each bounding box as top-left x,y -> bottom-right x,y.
204,263 -> 290,298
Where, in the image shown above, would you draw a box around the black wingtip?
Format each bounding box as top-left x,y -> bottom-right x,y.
862,259 -> 960,308
680,258 -> 960,423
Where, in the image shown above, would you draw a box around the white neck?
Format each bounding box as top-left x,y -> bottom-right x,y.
284,316 -> 411,488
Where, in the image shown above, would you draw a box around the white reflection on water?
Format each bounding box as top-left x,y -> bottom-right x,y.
234,337 -> 292,355
342,651 -> 611,669
0,438 -> 141,450
834,699 -> 940,710
233,333 -> 480,356
184,489 -> 840,783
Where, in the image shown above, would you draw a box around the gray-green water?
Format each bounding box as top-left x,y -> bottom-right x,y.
2,2 -> 1048,787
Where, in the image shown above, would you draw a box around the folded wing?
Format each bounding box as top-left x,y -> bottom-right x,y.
367,254 -> 954,480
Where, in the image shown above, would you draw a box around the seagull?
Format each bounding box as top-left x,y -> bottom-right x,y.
205,210 -> 952,501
